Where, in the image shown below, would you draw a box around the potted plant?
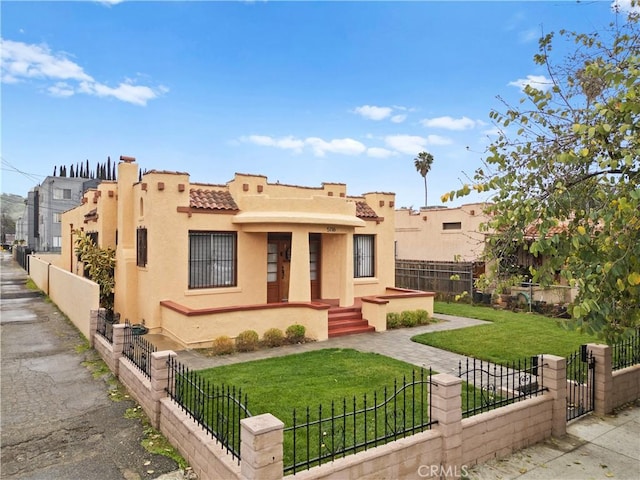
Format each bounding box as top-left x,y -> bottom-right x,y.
74,230 -> 117,322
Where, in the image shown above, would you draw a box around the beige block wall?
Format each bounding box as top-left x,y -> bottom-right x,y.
160,303 -> 329,348
287,431 -> 442,480
461,395 -> 553,466
28,256 -> 50,294
611,365 -> 640,409
159,399 -> 242,480
48,264 -> 99,339
395,203 -> 489,262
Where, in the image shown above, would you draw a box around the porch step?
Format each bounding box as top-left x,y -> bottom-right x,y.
328,307 -> 375,337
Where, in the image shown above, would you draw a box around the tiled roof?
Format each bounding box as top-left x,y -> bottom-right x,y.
190,189 -> 239,211
356,201 -> 378,219
523,223 -> 568,239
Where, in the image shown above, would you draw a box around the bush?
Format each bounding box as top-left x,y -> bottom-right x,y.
285,324 -> 306,343
262,328 -> 284,348
236,330 -> 260,352
212,336 -> 235,355
416,309 -> 430,325
386,312 -> 401,329
400,310 -> 418,328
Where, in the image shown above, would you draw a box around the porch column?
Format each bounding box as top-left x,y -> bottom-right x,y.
339,233 -> 354,307
288,230 -> 310,302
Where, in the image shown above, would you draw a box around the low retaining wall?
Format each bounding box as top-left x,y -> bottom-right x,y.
612,365 -> 640,410
28,256 -> 50,294
88,313 -> 638,480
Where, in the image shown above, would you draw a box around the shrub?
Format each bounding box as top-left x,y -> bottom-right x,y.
386,312 -> 401,329
400,310 -> 418,328
285,324 -> 306,343
262,328 -> 284,348
416,309 -> 430,325
236,330 -> 260,352
212,336 -> 235,355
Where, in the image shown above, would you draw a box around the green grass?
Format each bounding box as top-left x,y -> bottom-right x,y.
411,301 -> 598,364
197,348 -> 436,468
198,348 -> 427,424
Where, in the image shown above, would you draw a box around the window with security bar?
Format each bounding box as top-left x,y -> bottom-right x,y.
354,234 -> 375,278
189,231 -> 237,288
136,227 -> 147,267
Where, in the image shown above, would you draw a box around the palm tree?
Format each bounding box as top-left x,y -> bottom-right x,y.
414,151 -> 434,208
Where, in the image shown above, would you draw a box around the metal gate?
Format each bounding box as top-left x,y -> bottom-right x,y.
566,345 -> 595,421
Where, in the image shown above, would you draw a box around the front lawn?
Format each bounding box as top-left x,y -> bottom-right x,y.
411,301 -> 598,364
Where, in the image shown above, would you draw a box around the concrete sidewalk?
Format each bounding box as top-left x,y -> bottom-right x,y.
468,400 -> 640,479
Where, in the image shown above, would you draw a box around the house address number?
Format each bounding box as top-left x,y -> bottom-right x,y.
327,226 -> 337,233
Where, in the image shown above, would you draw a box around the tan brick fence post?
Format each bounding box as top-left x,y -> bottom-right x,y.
240,414 -> 284,480
587,344 -> 613,415
539,354 -> 567,437
89,309 -> 99,348
111,323 -> 127,376
150,350 -> 175,430
431,373 -> 463,479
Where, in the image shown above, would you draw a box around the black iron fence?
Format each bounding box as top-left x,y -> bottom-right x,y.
395,259 -> 474,297
566,346 -> 595,421
612,328 -> 640,371
122,321 -> 157,378
458,356 -> 546,418
15,246 -> 32,271
165,356 -> 252,463
283,368 -> 436,475
96,310 -> 114,344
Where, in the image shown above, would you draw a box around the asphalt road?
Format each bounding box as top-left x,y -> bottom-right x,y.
0,252 -> 180,480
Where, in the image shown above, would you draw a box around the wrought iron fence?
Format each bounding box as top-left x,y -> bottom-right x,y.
283,368 -> 435,475
566,345 -> 595,421
96,310 -> 114,344
612,328 -> 640,371
458,356 -> 546,418
122,321 -> 157,378
165,356 -> 252,463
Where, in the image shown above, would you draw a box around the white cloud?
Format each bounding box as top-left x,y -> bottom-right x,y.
508,74 -> 553,92
0,38 -> 166,105
354,105 -> 392,121
384,135 -> 428,155
241,135 -> 366,157
482,127 -> 502,137
244,135 -> 305,153
426,134 -> 453,146
305,137 -> 366,157
519,28 -> 539,43
421,116 -> 477,131
612,0 -> 640,15
367,147 -> 395,158
390,114 -> 407,123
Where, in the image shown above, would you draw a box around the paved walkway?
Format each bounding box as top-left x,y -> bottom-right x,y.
175,313 -> 488,375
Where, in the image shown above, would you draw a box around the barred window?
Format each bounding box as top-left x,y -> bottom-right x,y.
189,231 -> 237,288
137,227 -> 147,267
354,234 -> 375,278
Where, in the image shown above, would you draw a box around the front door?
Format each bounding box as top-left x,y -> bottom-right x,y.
310,234 -> 321,300
267,234 -> 291,303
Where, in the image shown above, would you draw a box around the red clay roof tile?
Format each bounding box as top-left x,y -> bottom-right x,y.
356,201 -> 378,218
190,189 -> 239,211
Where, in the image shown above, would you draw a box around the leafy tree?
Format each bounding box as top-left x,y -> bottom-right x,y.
414,151 -> 434,208
445,11 -> 640,341
74,230 -> 116,313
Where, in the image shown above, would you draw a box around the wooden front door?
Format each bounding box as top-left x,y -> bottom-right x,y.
267,235 -> 291,303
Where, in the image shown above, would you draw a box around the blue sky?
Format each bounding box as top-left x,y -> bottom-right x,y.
1,1 -> 636,208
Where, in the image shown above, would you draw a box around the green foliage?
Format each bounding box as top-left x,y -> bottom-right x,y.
415,309 -> 431,325
235,330 -> 260,352
285,324 -> 306,343
386,312 -> 401,329
400,310 -> 419,327
212,336 -> 235,355
445,14 -> 640,341
74,229 -> 115,311
262,328 -> 284,348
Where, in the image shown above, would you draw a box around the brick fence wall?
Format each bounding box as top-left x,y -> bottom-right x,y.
90,310 -> 639,480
